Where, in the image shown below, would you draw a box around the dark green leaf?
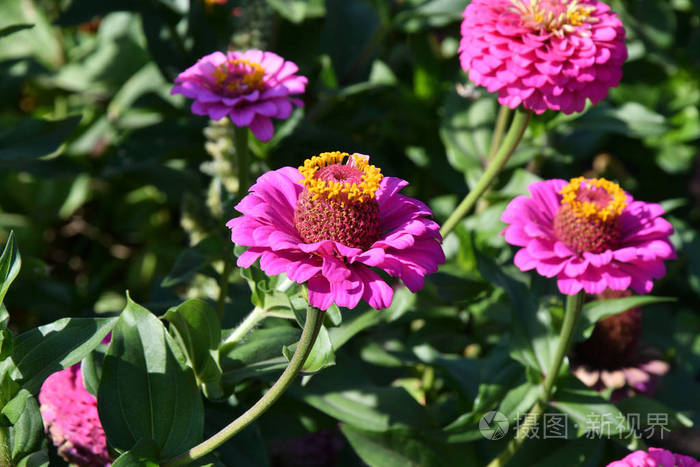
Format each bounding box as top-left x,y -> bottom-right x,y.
165,299 -> 223,399
6,390 -> 44,461
16,450 -> 50,467
12,317 -> 116,394
110,439 -> 161,467
97,296 -> 203,459
575,296 -> 674,342
476,251 -> 555,373
80,351 -> 101,398
0,116 -> 82,162
220,326 -> 299,387
0,231 -> 21,307
162,236 -> 223,287
341,426 -> 445,467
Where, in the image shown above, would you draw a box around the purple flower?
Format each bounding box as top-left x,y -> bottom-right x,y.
172,49 -> 307,141
459,0 -> 627,114
607,447 -> 699,467
227,152 -> 445,310
501,177 -> 676,295
39,365 -> 111,466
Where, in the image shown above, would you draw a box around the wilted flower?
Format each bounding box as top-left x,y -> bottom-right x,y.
571,290 -> 669,400
172,49 -> 307,141
501,177 -> 676,295
607,447 -> 699,467
459,0 -> 627,114
227,152 -> 444,310
39,365 -> 111,466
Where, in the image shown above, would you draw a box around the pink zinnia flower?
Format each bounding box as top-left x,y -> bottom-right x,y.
501,177 -> 676,295
607,447 -> 700,467
571,290 -> 669,401
227,152 -> 444,310
459,0 -> 627,114
172,49 -> 307,141
39,365 -> 111,466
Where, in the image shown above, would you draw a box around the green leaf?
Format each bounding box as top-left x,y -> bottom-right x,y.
476,251 -> 555,373
0,23 -> 33,39
111,439 -> 161,467
572,103 -> 668,138
0,116 -> 82,163
0,231 -> 21,307
575,296 -> 674,342
5,390 -> 44,461
165,299 -> 223,399
97,296 -> 203,459
12,317 -> 117,394
617,396 -> 693,430
162,236 -> 223,287
80,351 -> 101,397
341,426 -> 445,467
220,326 -> 300,388
550,377 -> 632,438
16,450 -> 49,467
283,324 -> 335,374
411,344 -> 480,402
267,0 -> 325,23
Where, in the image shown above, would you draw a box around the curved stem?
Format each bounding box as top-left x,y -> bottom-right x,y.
221,307 -> 268,346
233,125 -> 250,201
486,291 -> 586,467
487,105 -> 512,162
440,108 -> 531,238
162,307 -> 326,467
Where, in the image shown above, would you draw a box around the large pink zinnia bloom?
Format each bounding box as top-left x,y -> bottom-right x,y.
172,49 -> 307,141
459,0 -> 627,114
227,152 -> 444,310
607,447 -> 700,467
39,365 -> 111,466
501,177 -> 676,295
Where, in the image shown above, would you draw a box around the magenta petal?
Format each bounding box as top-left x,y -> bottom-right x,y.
307,275 -> 334,310
354,265 -> 393,309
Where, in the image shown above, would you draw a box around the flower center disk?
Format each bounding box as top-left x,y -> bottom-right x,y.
553,177 -> 627,254
211,58 -> 266,96
294,152 -> 383,250
510,0 -> 597,34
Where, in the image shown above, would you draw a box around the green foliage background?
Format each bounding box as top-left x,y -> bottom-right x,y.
0,0 -> 699,465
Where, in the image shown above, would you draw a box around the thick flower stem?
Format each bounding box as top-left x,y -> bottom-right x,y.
487,105 -> 512,162
486,291 -> 586,467
162,307 -> 326,467
440,108 -> 531,238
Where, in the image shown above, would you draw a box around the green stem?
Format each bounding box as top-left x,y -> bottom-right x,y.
487,105 -> 512,162
233,125 -> 250,201
486,291 -> 586,467
216,257 -> 232,320
216,126 -> 249,320
440,108 -> 531,238
221,306 -> 268,346
162,307 -> 326,467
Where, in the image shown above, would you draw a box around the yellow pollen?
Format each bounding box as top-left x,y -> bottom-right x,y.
211,58 -> 266,92
560,177 -> 627,222
298,151 -> 383,203
510,0 -> 598,35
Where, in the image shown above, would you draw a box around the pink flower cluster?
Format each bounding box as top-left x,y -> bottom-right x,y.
172,49 -> 307,141
607,447 -> 700,467
39,365 -> 111,466
459,0 -> 627,114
